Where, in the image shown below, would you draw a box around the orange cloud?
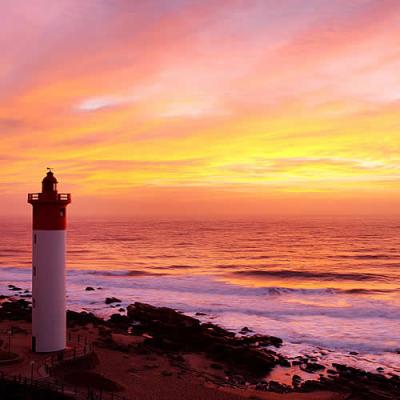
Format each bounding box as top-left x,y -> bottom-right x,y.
1,0 -> 400,217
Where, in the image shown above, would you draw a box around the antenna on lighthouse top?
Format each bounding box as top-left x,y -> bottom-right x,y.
47,167 -> 53,173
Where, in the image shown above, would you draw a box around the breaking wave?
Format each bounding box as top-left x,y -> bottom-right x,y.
232,269 -> 388,281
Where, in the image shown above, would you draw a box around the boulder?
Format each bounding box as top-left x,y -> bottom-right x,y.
268,380 -> 291,393
0,299 -> 31,321
105,297 -> 122,304
239,334 -> 282,348
292,374 -> 302,388
67,310 -> 102,326
108,313 -> 130,329
300,363 -> 325,373
8,286 -> 22,291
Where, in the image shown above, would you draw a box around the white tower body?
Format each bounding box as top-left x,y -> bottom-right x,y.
28,171 -> 71,352
32,231 -> 66,352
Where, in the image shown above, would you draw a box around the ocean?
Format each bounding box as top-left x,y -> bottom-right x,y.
1,217 -> 400,375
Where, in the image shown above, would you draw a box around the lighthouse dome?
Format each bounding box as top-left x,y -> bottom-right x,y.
42,170 -> 58,193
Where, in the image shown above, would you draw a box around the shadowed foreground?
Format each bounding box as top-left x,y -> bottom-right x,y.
0,297 -> 398,399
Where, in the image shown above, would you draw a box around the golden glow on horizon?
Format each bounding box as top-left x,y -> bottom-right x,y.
1,1 -> 400,216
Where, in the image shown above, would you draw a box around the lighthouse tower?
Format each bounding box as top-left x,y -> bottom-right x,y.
28,170 -> 71,352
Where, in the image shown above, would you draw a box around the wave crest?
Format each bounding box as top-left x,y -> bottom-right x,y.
233,269 -> 387,281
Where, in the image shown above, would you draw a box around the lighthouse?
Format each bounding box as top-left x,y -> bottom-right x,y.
28,170 -> 71,352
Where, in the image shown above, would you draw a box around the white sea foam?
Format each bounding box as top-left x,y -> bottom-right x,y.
1,267 -> 400,362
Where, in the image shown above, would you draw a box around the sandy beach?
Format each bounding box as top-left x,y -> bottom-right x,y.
0,320 -> 345,400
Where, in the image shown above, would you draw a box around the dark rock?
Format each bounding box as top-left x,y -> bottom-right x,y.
390,375 -> 400,384
300,363 -> 325,373
240,326 -> 253,334
8,286 -> 22,291
195,312 -> 207,316
332,363 -> 366,377
105,297 -> 122,304
118,308 -> 125,312
292,374 -> 302,388
278,358 -> 291,367
202,322 -> 235,337
67,310 -> 102,326
128,302 -> 200,329
327,369 -> 337,375
85,287 -> 95,291
126,302 -> 280,377
211,343 -> 276,377
0,299 -> 31,321
108,313 -> 130,329
239,334 -> 282,348
255,381 -> 269,391
229,374 -> 246,385
268,380 -> 291,393
300,380 -> 325,392
325,363 -> 400,399
349,351 -> 359,355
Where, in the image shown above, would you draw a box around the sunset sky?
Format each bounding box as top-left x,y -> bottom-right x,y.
1,0 -> 400,217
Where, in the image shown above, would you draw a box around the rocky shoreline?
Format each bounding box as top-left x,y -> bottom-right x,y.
1,294 -> 399,399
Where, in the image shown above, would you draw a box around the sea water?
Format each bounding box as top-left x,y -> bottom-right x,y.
1,217 -> 399,374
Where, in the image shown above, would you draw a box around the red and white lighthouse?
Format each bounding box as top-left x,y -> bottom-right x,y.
28,170 -> 71,352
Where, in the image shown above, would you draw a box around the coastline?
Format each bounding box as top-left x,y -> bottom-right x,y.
2,217 -> 400,379
1,294 -> 399,399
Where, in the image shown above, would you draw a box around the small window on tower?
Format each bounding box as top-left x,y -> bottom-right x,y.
53,183 -> 57,191
33,266 -> 36,276
60,208 -> 65,217
34,234 -> 37,244
32,298 -> 36,308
